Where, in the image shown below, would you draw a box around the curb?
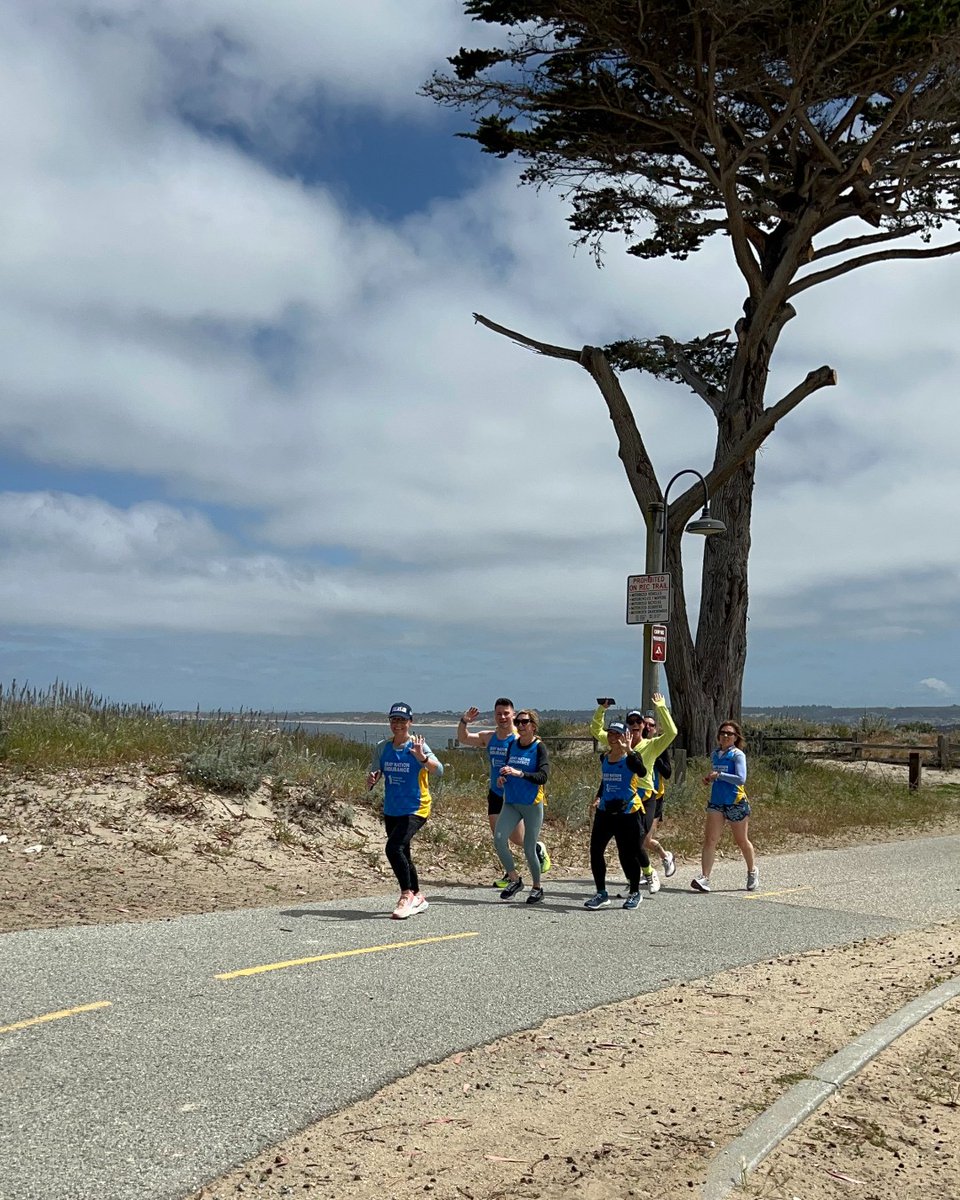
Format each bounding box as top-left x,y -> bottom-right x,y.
703,971 -> 960,1199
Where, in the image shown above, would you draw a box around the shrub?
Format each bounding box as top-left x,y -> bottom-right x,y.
180,738 -> 272,794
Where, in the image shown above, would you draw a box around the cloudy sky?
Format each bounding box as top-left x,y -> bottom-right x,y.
0,1 -> 957,714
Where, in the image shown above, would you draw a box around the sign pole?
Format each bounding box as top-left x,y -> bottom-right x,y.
641,501 -> 664,711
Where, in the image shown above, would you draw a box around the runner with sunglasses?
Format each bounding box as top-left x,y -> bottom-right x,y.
583,721 -> 650,910
457,698 -> 550,886
494,709 -> 550,904
691,720 -> 758,893
589,693 -> 677,893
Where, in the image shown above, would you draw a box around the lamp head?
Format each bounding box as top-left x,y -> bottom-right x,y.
685,508 -> 726,536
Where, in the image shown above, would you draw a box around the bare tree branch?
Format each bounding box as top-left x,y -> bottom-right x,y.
471,312 -> 581,360
811,226 -> 921,261
789,241 -> 960,297
659,336 -> 724,414
668,365 -> 838,526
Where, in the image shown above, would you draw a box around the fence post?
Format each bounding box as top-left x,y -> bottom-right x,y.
674,748 -> 687,785
851,731 -> 862,761
908,752 -> 921,791
937,734 -> 952,770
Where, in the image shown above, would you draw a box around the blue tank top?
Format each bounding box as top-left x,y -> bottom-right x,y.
501,739 -> 545,807
376,739 -> 433,818
598,753 -> 644,814
710,747 -> 747,807
486,731 -> 516,796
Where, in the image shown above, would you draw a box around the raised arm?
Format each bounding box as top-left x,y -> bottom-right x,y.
589,700 -> 613,749
647,694 -> 677,755
457,706 -> 491,748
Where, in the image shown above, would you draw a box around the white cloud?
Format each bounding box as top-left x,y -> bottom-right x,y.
918,677 -> 954,697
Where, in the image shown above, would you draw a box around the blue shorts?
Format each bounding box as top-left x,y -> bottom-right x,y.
707,799 -> 751,822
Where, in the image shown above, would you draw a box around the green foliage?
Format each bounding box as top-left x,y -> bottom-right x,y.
605,330 -> 734,388
180,738 -> 273,795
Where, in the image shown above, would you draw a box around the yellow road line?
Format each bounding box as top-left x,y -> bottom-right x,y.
216,931 -> 480,980
743,885 -> 814,901
0,1000 -> 112,1036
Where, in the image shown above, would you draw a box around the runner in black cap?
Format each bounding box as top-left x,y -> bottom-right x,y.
367,702 -> 442,919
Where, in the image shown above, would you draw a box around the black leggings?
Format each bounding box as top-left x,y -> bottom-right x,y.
384,814 -> 427,893
590,808 -> 652,892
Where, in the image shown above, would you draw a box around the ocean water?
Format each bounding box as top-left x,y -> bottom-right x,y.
280,720 -> 461,749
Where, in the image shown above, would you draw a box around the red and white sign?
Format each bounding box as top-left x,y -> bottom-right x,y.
650,624 -> 667,663
626,573 -> 671,625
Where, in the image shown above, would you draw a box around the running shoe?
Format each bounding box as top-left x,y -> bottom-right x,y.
525,887 -> 545,905
584,890 -> 610,910
535,841 -> 552,874
746,868 -> 760,892
500,877 -> 524,900
690,875 -> 711,893
409,893 -> 429,915
392,894 -> 415,919
661,850 -> 676,878
645,869 -> 661,894
622,891 -> 643,909
493,872 -> 510,889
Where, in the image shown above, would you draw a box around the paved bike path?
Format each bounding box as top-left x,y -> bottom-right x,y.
1,834 -> 958,1200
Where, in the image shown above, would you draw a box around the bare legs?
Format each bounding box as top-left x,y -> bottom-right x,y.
700,808 -> 755,878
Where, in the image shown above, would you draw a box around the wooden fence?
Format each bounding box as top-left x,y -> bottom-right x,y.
751,732 -> 957,769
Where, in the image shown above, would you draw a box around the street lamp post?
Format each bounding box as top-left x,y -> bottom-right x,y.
641,469 -> 726,711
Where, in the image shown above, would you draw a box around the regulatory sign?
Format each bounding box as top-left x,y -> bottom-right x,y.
626,573 -> 671,624
651,623 -> 667,663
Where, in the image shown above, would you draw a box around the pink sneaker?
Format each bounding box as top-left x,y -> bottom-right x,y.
409,893 -> 428,916
392,894 -> 415,920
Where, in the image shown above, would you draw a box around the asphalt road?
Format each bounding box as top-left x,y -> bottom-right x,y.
2,834 -> 958,1200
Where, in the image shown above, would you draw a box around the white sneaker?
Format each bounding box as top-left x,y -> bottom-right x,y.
661,850 -> 676,877
691,875 -> 711,893
392,894 -> 415,919
746,869 -> 759,892
646,870 -> 661,894
409,892 -> 429,914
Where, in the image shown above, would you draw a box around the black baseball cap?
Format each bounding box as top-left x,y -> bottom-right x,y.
388,702 -> 413,720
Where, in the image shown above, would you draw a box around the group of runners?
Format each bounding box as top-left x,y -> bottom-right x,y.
366,695 -> 758,919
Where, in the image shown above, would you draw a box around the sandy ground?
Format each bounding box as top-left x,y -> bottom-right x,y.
2,767 -> 958,1199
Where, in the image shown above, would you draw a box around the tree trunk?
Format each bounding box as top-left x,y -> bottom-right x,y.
663,360 -> 766,755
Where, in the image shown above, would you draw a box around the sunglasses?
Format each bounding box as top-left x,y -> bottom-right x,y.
515,717 -> 533,726
626,719 -> 643,726
719,729 -> 737,737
